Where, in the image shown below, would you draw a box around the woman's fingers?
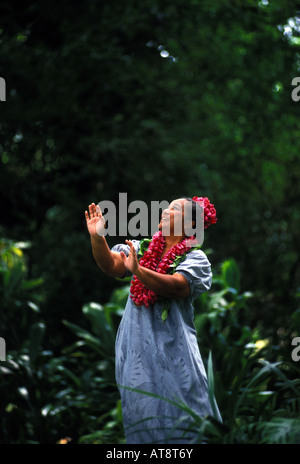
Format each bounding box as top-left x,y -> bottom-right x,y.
89,203 -> 96,218
125,240 -> 136,257
86,203 -> 101,219
126,240 -> 137,259
85,203 -> 105,237
125,239 -> 134,249
96,204 -> 102,216
123,240 -> 139,274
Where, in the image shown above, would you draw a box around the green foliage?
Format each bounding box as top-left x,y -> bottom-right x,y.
197,356 -> 300,444
190,256 -> 300,444
0,238 -> 44,350
1,240 -> 300,444
194,257 -> 256,393
220,258 -> 240,293
0,239 -> 125,443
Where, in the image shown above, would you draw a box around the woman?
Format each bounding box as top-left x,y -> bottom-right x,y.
85,196 -> 221,444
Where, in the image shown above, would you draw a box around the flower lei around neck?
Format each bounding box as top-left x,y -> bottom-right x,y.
130,230 -> 196,308
129,196 -> 217,321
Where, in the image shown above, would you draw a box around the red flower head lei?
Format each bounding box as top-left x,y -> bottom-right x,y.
129,196 -> 217,315
192,196 -> 217,229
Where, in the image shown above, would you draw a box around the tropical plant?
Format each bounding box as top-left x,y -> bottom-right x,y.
0,238 -> 126,444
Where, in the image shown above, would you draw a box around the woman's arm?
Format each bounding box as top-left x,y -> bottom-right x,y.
85,203 -> 126,278
120,240 -> 190,299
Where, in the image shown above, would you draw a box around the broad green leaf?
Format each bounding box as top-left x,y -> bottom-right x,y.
221,259 -> 240,292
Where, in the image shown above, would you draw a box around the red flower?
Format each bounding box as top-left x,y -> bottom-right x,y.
192,196 -> 217,229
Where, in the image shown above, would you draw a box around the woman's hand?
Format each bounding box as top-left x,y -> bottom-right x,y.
85,203 -> 106,237
120,240 -> 140,275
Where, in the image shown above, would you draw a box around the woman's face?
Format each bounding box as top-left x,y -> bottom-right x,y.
159,198 -> 189,236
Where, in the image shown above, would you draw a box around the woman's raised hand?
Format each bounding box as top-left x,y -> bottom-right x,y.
120,240 -> 140,275
85,203 -> 106,237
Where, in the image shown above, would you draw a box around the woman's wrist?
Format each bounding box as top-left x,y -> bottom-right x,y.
91,233 -> 105,245
135,265 -> 162,292
91,234 -> 115,271
133,262 -> 141,278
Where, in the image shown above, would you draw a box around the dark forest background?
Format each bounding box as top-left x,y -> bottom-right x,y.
1,0 -> 300,444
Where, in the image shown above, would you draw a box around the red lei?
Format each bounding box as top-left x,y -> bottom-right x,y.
129,231 -> 194,308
